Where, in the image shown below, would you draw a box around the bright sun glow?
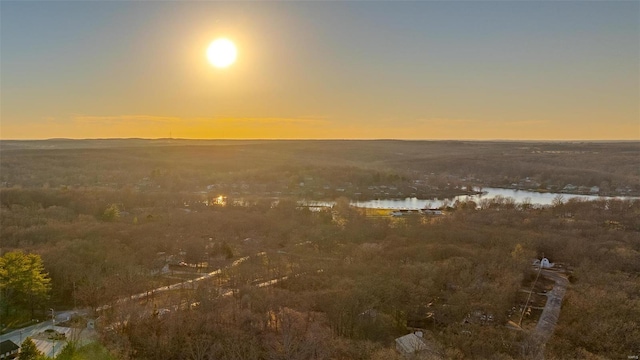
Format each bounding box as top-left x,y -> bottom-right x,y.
207,38 -> 237,68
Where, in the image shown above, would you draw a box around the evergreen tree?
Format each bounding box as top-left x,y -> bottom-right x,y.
0,251 -> 51,317
55,341 -> 77,360
101,204 -> 120,222
18,337 -> 43,360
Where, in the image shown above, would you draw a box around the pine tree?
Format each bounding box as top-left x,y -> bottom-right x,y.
54,341 -> 78,360
17,337 -> 43,360
0,251 -> 51,318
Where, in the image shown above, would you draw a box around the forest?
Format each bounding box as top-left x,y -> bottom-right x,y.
1,140 -> 639,198
1,140 -> 639,359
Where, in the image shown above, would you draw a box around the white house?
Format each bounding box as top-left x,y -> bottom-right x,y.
533,257 -> 554,269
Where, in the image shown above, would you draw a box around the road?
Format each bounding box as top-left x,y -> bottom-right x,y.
529,269 -> 569,360
0,311 -> 90,358
97,252 -> 264,311
0,254 -> 261,354
1,250 -> 306,355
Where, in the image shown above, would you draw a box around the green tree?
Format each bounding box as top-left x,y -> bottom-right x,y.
18,337 -> 44,360
55,341 -> 78,360
101,204 -> 120,222
0,251 -> 51,318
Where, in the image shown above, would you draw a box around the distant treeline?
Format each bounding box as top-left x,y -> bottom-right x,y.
1,140 -> 638,196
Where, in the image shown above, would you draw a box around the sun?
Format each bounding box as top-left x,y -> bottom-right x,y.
207,38 -> 237,68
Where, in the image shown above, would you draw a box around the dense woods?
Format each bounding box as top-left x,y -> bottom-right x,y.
1,140 -> 639,359
2,140 -> 638,197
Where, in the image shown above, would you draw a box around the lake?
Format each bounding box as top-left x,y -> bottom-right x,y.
305,188 -> 637,210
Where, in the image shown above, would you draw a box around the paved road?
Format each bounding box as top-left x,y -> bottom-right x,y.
0,250 -> 285,355
0,319 -> 53,345
0,311 -> 80,358
0,320 -> 66,357
97,253 -> 264,312
530,269 -> 569,360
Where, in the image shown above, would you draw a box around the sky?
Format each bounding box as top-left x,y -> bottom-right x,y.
1,1 -> 638,140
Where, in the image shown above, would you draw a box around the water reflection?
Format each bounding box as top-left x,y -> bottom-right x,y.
305,188 -> 637,210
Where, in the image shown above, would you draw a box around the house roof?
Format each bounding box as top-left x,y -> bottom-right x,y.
395,333 -> 427,354
0,340 -> 19,353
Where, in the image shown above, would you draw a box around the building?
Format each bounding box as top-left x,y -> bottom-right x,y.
0,340 -> 19,359
391,209 -> 421,217
421,209 -> 443,216
395,333 -> 427,356
534,257 -> 554,269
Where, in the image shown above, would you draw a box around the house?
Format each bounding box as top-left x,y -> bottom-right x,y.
533,257 -> 554,269
396,331 -> 443,359
150,262 -> 170,276
0,340 -> 19,359
578,186 -> 590,193
395,333 -> 427,356
540,257 -> 553,268
391,210 -> 421,217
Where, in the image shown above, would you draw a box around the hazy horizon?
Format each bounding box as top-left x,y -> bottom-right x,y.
2,137 -> 640,143
1,1 -> 639,140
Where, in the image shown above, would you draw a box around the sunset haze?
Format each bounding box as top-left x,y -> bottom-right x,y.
1,1 -> 638,140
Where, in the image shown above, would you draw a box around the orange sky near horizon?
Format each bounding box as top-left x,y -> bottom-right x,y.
3,114 -> 637,141
1,2 -> 638,140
